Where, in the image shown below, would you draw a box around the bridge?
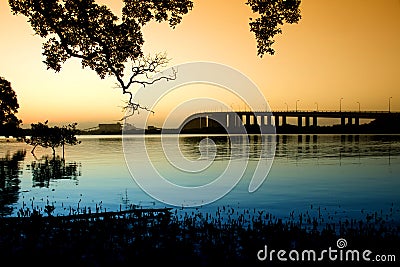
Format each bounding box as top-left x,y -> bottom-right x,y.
180,110 -> 400,131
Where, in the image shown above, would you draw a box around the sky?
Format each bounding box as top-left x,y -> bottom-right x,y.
0,0 -> 399,129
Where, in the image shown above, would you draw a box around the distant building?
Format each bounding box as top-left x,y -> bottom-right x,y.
147,125 -> 160,131
98,123 -> 122,133
146,125 -> 161,134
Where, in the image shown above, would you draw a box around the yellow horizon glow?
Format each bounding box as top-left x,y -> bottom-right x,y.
1,0 -> 399,129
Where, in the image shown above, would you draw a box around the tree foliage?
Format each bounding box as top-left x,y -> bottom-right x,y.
8,0 -> 301,113
26,121 -> 81,158
8,0 -> 193,114
0,76 -> 21,137
246,0 -> 302,56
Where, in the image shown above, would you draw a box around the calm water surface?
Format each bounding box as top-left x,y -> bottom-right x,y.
1,134 -> 399,224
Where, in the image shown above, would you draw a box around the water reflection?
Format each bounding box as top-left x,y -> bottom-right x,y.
177,134 -> 400,165
0,150 -> 26,216
179,134 -> 277,161
273,134 -> 400,163
27,155 -> 82,188
1,134 -> 399,218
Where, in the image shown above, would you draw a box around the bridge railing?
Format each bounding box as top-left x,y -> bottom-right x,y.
193,110 -> 398,114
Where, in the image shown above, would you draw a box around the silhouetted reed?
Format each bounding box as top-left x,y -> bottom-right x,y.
0,202 -> 398,266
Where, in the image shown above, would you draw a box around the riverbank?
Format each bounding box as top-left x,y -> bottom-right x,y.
1,206 -> 398,266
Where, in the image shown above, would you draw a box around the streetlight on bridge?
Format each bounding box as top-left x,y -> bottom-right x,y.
389,97 -> 393,113
314,102 -> 318,112
340,97 -> 344,112
357,101 -> 360,112
296,100 -> 300,112
284,102 -> 288,112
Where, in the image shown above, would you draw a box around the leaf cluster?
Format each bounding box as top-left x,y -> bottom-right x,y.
247,0 -> 301,56
0,77 -> 21,133
8,0 -> 193,79
7,0 -> 301,116
25,121 -> 81,155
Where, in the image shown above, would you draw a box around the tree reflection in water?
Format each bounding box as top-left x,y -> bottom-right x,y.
27,155 -> 81,188
0,150 -> 26,216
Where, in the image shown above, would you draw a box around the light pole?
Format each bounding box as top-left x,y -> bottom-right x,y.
340,97 -> 344,112
296,100 -> 300,112
389,97 -> 393,113
356,101 -> 360,112
284,102 -> 288,112
314,102 -> 318,112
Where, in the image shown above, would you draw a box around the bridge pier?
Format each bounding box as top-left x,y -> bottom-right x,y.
282,116 -> 287,126
274,115 -> 278,126
200,117 -> 207,128
240,114 -> 246,125
347,117 -> 352,125
258,115 -> 264,126
246,114 -> 251,126
298,116 -> 302,127
268,115 -> 273,126
228,113 -> 236,128
355,117 -> 359,126
341,117 -> 346,126
313,116 -> 318,127
305,116 -> 310,127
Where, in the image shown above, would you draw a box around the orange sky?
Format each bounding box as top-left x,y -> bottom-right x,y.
1,0 -> 399,129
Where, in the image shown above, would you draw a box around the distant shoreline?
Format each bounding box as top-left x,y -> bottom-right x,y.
8,116 -> 400,138
75,123 -> 400,135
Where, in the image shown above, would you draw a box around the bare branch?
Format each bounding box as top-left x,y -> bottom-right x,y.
112,53 -> 177,120
9,0 -> 193,120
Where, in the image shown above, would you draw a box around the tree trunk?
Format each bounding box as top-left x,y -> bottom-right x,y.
31,144 -> 38,155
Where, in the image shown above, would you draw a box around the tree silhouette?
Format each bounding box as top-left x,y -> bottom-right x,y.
247,0 -> 302,56
8,0 -> 301,114
59,123 -> 81,158
8,0 -> 193,115
0,76 -> 22,137
25,121 -> 81,158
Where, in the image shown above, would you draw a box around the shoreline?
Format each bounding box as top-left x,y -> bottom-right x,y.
1,204 -> 399,266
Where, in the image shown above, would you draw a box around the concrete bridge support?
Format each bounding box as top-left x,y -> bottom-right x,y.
313,117 -> 318,127
347,117 -> 352,125
240,115 -> 246,125
298,116 -> 302,127
355,117 -> 359,126
228,113 -> 237,128
259,115 -> 264,126
268,116 -> 273,126
305,117 -> 310,127
273,116 -> 278,126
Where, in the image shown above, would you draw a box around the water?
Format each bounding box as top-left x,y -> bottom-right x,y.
1,134 -> 400,225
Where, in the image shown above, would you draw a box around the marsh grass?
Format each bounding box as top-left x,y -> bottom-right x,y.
0,203 -> 398,266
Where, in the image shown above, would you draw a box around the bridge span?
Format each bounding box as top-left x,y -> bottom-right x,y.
181,110 -> 400,130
